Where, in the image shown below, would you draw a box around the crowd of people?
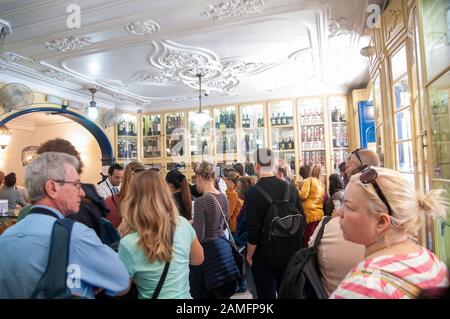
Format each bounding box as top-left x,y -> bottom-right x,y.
0,138 -> 449,299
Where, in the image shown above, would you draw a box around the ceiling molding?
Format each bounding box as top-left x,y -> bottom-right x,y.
201,0 -> 267,20
125,19 -> 160,36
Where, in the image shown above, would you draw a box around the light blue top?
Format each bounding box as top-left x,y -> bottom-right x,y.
118,216 -> 196,299
0,205 -> 129,299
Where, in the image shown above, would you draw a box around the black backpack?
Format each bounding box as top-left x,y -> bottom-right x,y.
255,182 -> 306,268
278,216 -> 331,299
30,219 -> 84,299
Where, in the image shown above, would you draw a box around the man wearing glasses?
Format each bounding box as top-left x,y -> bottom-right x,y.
0,152 -> 129,298
345,148 -> 381,183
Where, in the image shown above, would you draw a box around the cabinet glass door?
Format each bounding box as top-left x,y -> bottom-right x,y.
329,97 -> 349,171
269,100 -> 295,171
214,106 -> 237,155
188,109 -> 212,156
142,114 -> 162,159
298,98 -> 326,170
165,112 -> 185,157
240,104 -> 265,162
117,114 -> 138,161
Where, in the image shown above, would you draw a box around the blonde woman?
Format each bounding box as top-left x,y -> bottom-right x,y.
331,167 -> 449,299
300,163 -> 325,246
118,170 -> 204,299
105,161 -> 145,228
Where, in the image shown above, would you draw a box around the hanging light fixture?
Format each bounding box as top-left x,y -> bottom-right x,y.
189,73 -> 212,128
0,125 -> 12,149
88,87 -> 98,120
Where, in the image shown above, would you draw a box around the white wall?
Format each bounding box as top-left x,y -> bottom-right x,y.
0,117 -> 103,185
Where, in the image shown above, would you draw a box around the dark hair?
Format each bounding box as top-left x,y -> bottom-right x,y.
233,163 -> 244,176
4,173 -> 17,187
299,166 -> 310,179
37,138 -> 83,174
329,173 -> 344,196
237,176 -> 257,200
165,169 -> 192,220
338,162 -> 346,173
108,163 -> 124,176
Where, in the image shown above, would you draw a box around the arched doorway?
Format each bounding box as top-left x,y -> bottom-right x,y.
0,106 -> 114,166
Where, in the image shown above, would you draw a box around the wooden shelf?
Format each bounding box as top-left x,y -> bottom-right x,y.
270,124 -> 294,128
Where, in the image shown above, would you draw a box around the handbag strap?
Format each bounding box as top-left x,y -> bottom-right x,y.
208,192 -> 236,246
312,216 -> 332,249
151,226 -> 175,299
152,261 -> 170,299
350,269 -> 421,298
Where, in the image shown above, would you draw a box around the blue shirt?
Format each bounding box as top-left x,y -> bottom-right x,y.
0,205 -> 129,299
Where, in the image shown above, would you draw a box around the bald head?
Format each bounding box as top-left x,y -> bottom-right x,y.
346,148 -> 380,176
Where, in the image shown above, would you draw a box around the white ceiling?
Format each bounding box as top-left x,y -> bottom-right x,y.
0,0 -> 383,113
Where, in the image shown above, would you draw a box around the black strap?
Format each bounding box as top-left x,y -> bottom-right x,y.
255,181 -> 290,203
152,261 -> 170,299
30,218 -> 75,298
255,184 -> 273,204
151,227 -> 175,299
29,207 -> 60,219
312,216 -> 332,249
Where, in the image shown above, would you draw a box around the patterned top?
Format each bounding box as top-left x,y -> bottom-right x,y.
330,246 -> 449,299
193,192 -> 228,243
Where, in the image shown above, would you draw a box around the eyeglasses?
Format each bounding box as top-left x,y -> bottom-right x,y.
53,180 -> 82,191
359,167 -> 393,215
133,168 -> 146,173
351,148 -> 365,166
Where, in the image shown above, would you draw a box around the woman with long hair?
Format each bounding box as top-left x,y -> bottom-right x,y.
324,173 -> 345,216
190,161 -> 240,299
299,163 -> 325,246
331,167 -> 449,298
104,161 -> 145,228
118,170 -> 204,299
165,169 -> 192,220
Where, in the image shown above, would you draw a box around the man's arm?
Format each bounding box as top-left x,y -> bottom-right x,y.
245,190 -> 263,266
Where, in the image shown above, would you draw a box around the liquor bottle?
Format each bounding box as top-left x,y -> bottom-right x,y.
156,117 -> 161,135
343,126 -> 348,146
332,127 -> 337,147
302,127 -> 307,142
271,114 -> 276,126
282,113 -> 287,125
336,126 -> 341,147
288,138 -> 293,150
276,113 -> 281,126
319,127 -> 324,141
307,127 -> 312,142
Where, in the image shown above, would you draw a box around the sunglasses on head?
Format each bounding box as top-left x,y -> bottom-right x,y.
359,166 -> 393,216
351,148 -> 365,166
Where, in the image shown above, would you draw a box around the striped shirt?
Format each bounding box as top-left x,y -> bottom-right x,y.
193,192 -> 228,243
330,246 -> 449,299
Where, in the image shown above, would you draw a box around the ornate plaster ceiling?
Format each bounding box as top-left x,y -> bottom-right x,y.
0,0 -> 383,112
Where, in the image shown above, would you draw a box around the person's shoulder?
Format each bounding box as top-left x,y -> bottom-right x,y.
119,232 -> 139,249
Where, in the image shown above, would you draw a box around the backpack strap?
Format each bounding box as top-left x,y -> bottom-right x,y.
255,184 -> 274,204
283,182 -> 290,202
312,216 -> 332,249
152,261 -> 171,299
350,269 -> 421,298
208,193 -> 237,247
30,218 -> 75,298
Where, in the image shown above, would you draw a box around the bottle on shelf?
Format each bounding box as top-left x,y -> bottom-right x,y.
271,114 -> 276,126
276,113 -> 281,126
282,113 -> 287,125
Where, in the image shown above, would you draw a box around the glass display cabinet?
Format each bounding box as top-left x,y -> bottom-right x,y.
116,114 -> 138,162
329,96 -> 349,171
188,109 -> 212,157
298,98 -> 326,170
214,106 -> 238,155
390,46 -> 414,181
165,112 -> 186,158
142,114 -> 162,159
239,103 -> 265,162
268,100 -> 296,171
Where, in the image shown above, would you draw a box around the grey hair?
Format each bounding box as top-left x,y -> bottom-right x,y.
25,152 -> 80,202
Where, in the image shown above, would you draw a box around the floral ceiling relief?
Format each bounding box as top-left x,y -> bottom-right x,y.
45,36 -> 92,52
132,40 -> 277,92
201,0 -> 266,20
